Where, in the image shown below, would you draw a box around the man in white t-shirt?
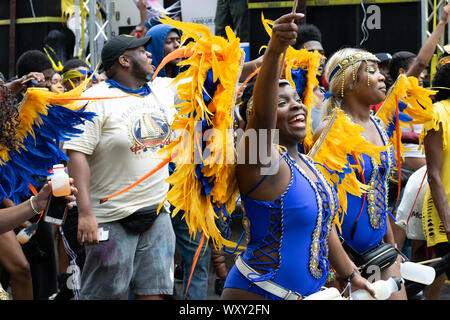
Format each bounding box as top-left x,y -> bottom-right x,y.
64,34 -> 177,300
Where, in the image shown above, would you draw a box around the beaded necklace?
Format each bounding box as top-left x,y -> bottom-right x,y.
365,116 -> 394,229
284,150 -> 338,279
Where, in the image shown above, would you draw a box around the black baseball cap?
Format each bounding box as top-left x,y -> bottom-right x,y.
101,35 -> 152,71
374,53 -> 392,63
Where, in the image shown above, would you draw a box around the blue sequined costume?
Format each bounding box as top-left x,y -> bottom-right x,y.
339,116 -> 395,254
224,150 -> 338,299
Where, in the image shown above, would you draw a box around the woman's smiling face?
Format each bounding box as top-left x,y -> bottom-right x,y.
276,84 -> 308,145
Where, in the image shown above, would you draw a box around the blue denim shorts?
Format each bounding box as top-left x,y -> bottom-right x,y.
79,212 -> 175,299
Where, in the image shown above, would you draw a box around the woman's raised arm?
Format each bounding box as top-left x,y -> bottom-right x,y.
248,13 -> 303,133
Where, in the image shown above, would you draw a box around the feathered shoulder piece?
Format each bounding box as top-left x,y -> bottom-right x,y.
419,99 -> 450,151
61,0 -> 100,22
152,15 -> 244,250
309,108 -> 386,231
0,78 -> 98,204
261,13 -> 322,152
375,74 -> 437,159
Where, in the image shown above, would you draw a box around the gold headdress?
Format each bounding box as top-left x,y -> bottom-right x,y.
328,52 -> 379,82
328,52 -> 380,97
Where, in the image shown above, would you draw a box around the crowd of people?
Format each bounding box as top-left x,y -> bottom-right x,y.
0,0 -> 450,301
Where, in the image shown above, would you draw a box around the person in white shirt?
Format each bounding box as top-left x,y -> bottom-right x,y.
64,34 -> 177,300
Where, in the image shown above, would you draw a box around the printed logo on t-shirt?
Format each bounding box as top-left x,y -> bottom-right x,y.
128,112 -> 171,154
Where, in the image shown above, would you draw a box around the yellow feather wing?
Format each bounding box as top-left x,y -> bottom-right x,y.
0,75 -> 96,164
376,74 -> 436,159
156,15 -> 243,250
312,109 -> 386,232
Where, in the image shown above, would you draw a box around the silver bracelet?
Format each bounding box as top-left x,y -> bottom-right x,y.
29,196 -> 41,215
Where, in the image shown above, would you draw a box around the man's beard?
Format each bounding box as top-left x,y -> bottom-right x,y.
130,58 -> 153,82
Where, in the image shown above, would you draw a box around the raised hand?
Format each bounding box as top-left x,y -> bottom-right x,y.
269,13 -> 304,54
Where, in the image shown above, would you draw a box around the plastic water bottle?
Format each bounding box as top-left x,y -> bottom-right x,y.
51,164 -> 70,197
16,223 -> 38,245
400,261 -> 436,285
352,277 -> 403,300
304,287 -> 344,300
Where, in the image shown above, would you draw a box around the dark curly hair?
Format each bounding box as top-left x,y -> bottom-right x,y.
388,51 -> 416,81
0,83 -> 20,150
16,50 -> 52,78
432,63 -> 450,102
294,24 -> 322,50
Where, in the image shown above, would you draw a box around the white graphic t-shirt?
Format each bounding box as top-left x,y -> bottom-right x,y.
64,77 -> 178,223
402,124 -> 425,158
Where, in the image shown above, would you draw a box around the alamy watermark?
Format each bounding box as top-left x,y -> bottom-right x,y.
366,265 -> 382,283
366,5 -> 381,30
171,122 -> 281,175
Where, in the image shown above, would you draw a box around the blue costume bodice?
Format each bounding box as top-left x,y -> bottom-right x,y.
339,116 -> 395,254
224,150 -> 338,299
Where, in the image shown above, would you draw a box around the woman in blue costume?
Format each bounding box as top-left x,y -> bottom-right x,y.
221,13 -> 374,300
316,48 -> 407,299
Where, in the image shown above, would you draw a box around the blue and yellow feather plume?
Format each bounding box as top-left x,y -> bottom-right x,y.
153,15 -> 243,250
0,79 -> 96,203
